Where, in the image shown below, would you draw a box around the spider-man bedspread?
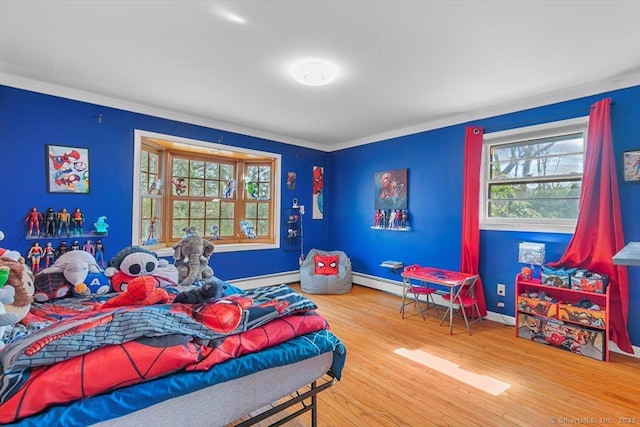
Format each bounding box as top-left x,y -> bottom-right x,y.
0,284 -> 345,425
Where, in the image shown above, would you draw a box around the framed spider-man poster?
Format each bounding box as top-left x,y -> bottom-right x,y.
46,144 -> 90,193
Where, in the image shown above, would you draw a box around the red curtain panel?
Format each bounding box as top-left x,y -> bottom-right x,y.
552,98 -> 632,353
461,126 -> 487,316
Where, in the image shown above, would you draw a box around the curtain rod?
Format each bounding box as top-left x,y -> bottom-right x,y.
483,100 -> 615,134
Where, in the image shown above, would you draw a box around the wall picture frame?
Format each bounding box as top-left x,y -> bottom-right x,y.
622,149 -> 640,182
46,144 -> 90,193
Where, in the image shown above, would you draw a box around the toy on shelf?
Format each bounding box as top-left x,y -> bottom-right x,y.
94,216 -> 108,235
57,208 -> 71,236
94,239 -> 105,268
24,208 -> 43,237
44,207 -> 57,237
72,208 -> 84,235
44,242 -> 55,268
27,242 -> 44,272
56,241 -> 69,258
70,241 -> 81,251
83,240 -> 95,255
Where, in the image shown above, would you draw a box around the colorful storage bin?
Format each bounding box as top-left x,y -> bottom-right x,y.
558,303 -> 606,329
517,295 -> 558,317
570,271 -> 608,293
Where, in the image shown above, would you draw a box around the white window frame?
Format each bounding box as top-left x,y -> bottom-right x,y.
133,130 -> 281,257
480,116 -> 589,234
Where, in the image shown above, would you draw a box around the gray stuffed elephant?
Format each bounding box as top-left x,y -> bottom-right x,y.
172,234 -> 215,287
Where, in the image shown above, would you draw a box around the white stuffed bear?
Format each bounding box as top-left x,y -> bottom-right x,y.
0,266 -> 21,349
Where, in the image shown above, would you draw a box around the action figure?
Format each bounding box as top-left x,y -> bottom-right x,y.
57,208 -> 71,236
94,216 -> 109,234
27,242 -> 44,272
44,242 -> 55,267
83,240 -> 95,255
44,207 -> 57,237
56,240 -> 69,258
70,240 -> 81,251
374,209 -> 382,227
94,239 -> 105,267
388,209 -> 396,228
72,208 -> 84,235
24,207 -> 43,237
145,216 -> 158,244
400,210 -> 408,229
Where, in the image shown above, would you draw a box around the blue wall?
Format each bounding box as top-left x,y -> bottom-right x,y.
1,84 -> 638,347
0,86 -> 330,279
328,85 -> 640,347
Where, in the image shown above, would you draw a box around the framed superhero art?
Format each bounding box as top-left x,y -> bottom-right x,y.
622,149 -> 640,182
46,144 -> 90,193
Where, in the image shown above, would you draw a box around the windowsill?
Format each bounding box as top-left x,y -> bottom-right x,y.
480,222 -> 576,234
150,242 -> 279,258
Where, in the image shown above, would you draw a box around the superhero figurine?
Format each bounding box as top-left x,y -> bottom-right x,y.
44,242 -> 55,268
44,207 -> 57,237
57,208 -> 71,236
24,207 -> 43,237
94,239 -> 105,267
56,241 -> 69,258
72,208 -> 84,235
27,242 -> 44,272
70,240 -> 81,251
83,240 -> 95,255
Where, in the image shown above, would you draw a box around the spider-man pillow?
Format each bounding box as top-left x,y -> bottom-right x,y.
314,255 -> 339,275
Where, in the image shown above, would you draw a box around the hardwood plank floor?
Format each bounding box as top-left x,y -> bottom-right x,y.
239,284 -> 640,427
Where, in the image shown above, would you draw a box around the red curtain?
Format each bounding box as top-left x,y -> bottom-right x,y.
551,98 -> 632,353
461,126 -> 487,316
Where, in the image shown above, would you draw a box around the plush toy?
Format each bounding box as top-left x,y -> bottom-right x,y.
0,230 -> 22,262
0,267 -> 20,348
101,275 -> 169,309
0,257 -> 35,324
172,235 -> 214,287
174,276 -> 227,304
71,271 -> 112,297
39,250 -> 101,287
105,246 -> 170,292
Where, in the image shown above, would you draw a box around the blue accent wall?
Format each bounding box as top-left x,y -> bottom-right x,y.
0,86 -> 330,279
328,85 -> 640,347
1,84 -> 638,347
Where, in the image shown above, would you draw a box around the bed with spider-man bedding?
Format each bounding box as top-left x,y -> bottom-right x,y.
0,283 -> 346,427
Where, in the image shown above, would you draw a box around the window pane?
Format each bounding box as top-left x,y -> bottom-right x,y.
257,202 -> 269,218
173,219 -> 189,239
190,160 -> 204,179
490,134 -> 584,180
140,173 -> 149,194
488,198 -> 579,219
258,183 -> 270,200
190,200 -> 205,218
189,220 -> 205,236
173,200 -> 189,219
220,219 -> 234,236
173,158 -> 189,177
221,164 -> 234,181
207,200 -> 220,219
205,180 -> 218,198
189,178 -> 204,197
149,152 -> 159,174
257,219 -> 269,236
259,165 -> 271,182
247,165 -> 259,181
245,202 -> 257,218
205,162 -> 219,179
221,201 -> 235,218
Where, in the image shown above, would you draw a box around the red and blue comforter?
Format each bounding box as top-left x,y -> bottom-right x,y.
0,284 -> 345,425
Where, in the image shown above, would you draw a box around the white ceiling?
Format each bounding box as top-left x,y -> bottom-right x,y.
1,0 -> 639,151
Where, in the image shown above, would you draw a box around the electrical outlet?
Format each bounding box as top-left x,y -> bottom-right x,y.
497,301 -> 505,308
497,283 -> 506,297
299,205 -> 305,215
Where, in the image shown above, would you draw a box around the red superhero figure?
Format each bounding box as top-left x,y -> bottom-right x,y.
24,207 -> 43,237
72,208 -> 85,235
27,242 -> 44,272
49,148 -> 80,170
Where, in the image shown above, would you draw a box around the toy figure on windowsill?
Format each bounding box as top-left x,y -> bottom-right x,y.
44,242 -> 55,268
44,207 -> 57,237
145,216 -> 158,245
72,208 -> 84,235
27,242 -> 44,272
57,208 -> 71,236
24,207 -> 43,237
94,239 -> 105,267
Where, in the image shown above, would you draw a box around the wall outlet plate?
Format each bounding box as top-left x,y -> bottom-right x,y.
497,301 -> 505,308
497,283 -> 506,297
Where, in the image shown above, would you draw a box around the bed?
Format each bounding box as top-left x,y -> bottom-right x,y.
0,283 -> 346,426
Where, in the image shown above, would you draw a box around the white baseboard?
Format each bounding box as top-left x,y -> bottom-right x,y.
352,272 -> 640,359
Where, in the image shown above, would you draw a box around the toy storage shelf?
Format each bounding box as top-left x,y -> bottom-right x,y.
282,207 -> 300,252
514,274 -> 610,361
27,233 -> 107,240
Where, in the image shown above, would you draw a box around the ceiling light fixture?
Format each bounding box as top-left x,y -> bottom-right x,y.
290,59 -> 339,87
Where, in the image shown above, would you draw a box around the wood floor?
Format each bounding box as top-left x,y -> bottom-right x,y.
243,284 -> 640,427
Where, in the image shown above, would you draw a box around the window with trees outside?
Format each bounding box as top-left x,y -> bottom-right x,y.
133,130 -> 281,255
480,116 -> 588,233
